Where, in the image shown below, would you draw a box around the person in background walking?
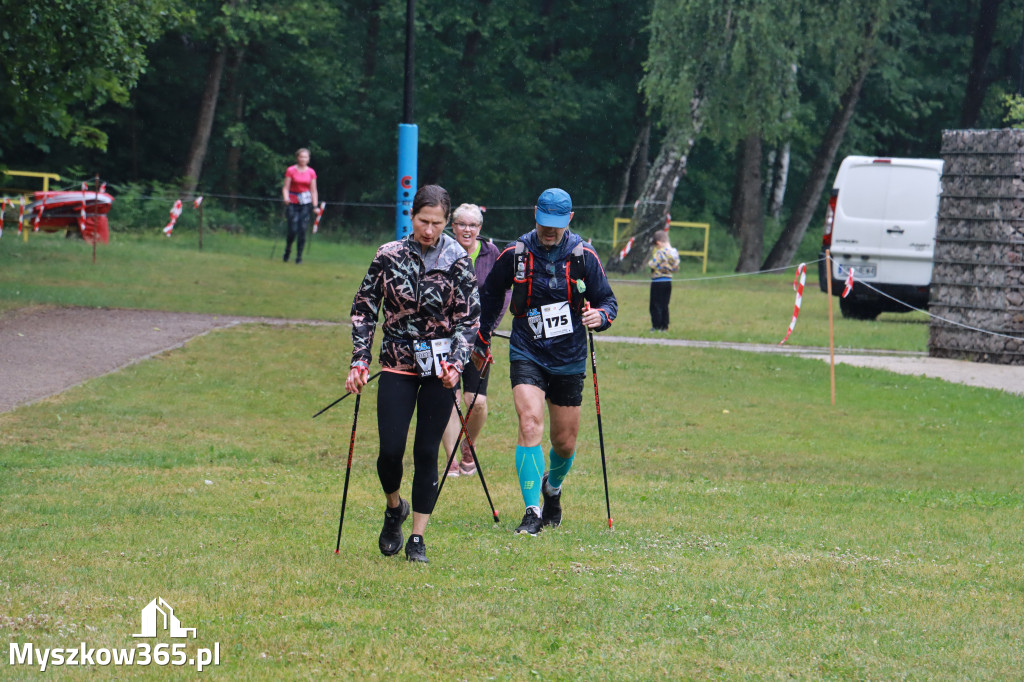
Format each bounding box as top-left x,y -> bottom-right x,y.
439,203 -> 511,479
647,229 -> 679,331
346,185 -> 480,563
281,148 -> 318,264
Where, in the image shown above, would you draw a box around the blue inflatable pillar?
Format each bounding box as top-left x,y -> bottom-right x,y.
396,123 -> 418,240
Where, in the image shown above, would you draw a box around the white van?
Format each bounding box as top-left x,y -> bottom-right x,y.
817,155 -> 944,319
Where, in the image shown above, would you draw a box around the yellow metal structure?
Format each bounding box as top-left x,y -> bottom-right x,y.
1,171 -> 63,241
2,170 -> 62,192
612,217 -> 710,274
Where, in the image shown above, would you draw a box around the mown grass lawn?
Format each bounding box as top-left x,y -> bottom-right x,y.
1,232 -> 1021,678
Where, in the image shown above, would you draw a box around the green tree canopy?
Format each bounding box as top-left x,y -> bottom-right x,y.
0,0 -> 180,156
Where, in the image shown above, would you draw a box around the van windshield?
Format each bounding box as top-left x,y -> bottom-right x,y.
839,165 -> 940,221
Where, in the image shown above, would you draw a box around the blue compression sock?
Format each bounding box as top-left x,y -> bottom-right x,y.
516,445 -> 545,510
547,449 -> 575,490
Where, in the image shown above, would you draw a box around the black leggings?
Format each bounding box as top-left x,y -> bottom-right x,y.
376,371 -> 453,514
285,203 -> 311,257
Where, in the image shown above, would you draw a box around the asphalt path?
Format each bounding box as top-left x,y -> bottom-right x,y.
1,307 -> 1021,413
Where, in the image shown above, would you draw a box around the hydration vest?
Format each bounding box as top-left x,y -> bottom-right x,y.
509,240 -> 588,318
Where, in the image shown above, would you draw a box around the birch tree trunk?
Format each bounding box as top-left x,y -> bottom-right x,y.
616,117 -> 651,212
768,140 -> 790,219
608,115 -> 700,272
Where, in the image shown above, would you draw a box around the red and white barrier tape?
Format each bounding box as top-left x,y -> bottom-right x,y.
163,199 -> 183,236
193,196 -> 203,209
312,201 -> 326,233
18,197 -> 25,232
32,202 -> 43,232
779,262 -> 806,345
619,236 -> 635,260
842,267 -> 854,298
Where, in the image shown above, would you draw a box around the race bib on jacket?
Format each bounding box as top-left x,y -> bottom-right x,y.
541,302 -> 573,338
527,303 -> 573,340
414,338 -> 451,377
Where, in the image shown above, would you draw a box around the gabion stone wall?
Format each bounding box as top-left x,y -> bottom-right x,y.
929,129 -> 1024,364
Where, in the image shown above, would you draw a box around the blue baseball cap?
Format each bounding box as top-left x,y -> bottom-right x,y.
535,188 -> 573,228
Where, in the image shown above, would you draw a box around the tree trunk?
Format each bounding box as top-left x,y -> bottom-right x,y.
733,134 -> 764,272
608,115 -> 701,272
180,48 -> 227,198
961,0 -> 1003,128
768,140 -> 790,219
616,117 -> 650,212
761,61 -> 871,269
635,119 -> 651,197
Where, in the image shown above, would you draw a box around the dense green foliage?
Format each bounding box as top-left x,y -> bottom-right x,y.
0,0 -> 179,153
3,0 -> 1024,252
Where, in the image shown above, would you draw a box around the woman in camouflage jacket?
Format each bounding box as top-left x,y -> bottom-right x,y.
345,185 -> 480,564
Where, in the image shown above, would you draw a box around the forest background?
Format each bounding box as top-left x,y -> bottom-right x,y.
2,0 -> 1023,272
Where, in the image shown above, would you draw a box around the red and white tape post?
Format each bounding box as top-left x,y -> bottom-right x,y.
32,201 -> 43,232
163,199 -> 183,236
842,267 -> 854,298
779,262 -> 807,345
312,201 -> 326,233
618,236 -> 635,261
0,198 -> 7,238
18,196 -> 25,233
193,196 -> 203,209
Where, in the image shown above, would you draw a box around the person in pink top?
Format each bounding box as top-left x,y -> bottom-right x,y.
281,147 -> 319,263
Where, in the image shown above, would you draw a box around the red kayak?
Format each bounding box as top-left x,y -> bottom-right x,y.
25,190 -> 114,243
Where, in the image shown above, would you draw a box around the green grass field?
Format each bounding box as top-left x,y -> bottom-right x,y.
1,232 -> 1022,678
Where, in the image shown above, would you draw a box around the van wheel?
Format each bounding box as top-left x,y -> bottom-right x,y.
839,297 -> 881,320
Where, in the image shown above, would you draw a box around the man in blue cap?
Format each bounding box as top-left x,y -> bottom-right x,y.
473,188 -> 618,535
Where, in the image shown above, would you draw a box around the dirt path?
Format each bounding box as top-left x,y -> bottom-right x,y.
1,307 -> 1021,413
0,306 -> 338,413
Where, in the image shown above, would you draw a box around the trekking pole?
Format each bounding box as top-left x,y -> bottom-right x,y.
334,391 -> 362,553
270,205 -> 286,260
587,327 -> 613,529
307,202 -> 325,256
435,362 -> 499,523
312,371 -> 382,419
435,360 -> 491,500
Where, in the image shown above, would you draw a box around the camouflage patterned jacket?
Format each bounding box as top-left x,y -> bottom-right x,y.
350,234 -> 480,374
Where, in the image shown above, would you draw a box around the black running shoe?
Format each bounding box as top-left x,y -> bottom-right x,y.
541,472 -> 562,528
405,534 -> 428,563
514,508 -> 544,536
378,498 -> 410,556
